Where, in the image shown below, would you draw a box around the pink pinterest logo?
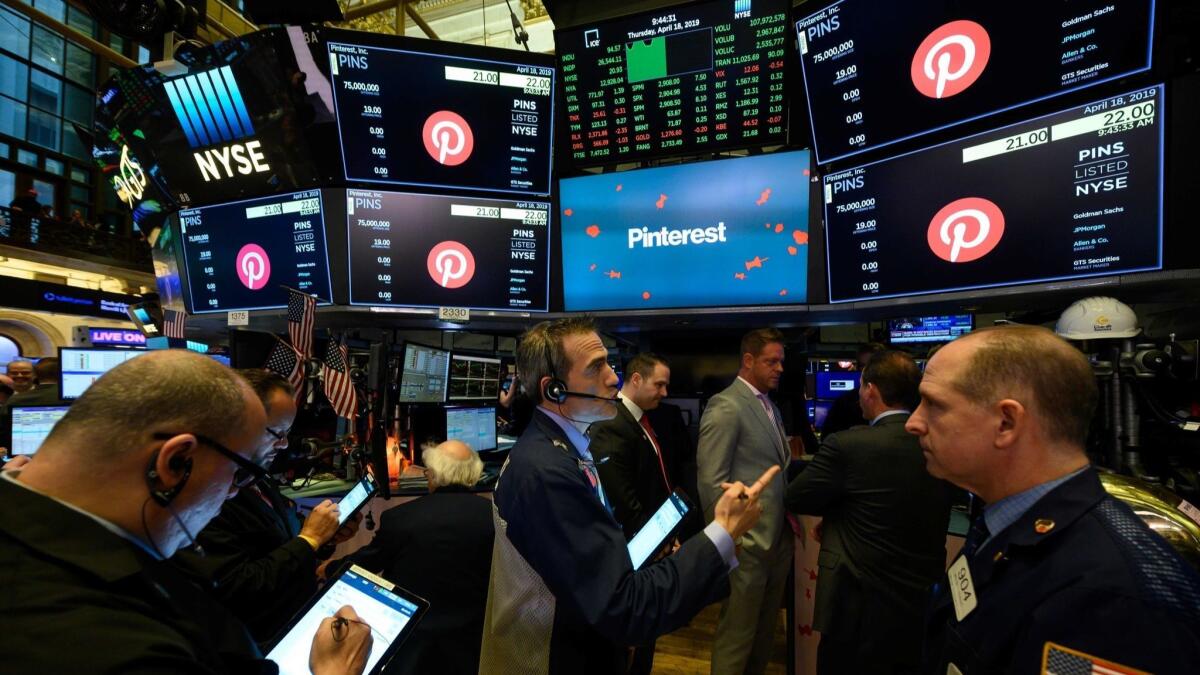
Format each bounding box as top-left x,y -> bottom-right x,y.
235,243 -> 271,290
927,197 -> 1005,263
911,20 -> 991,99
422,111 -> 474,166
426,241 -> 476,289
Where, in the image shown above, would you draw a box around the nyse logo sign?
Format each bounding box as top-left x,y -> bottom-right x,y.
163,66 -> 271,182
911,20 -> 991,99
927,197 -> 1005,263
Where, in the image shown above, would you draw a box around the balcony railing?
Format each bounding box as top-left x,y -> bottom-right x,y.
0,206 -> 152,269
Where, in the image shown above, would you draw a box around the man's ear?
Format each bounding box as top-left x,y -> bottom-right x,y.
994,399 -> 1026,449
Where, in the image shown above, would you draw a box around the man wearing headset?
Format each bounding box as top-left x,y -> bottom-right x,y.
0,350 -> 372,674
479,317 -> 779,675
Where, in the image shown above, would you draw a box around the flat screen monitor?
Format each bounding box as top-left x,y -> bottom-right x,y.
816,372 -> 858,399
824,85 -> 1164,303
813,400 -> 832,430
59,348 -> 148,400
322,28 -> 555,196
556,0 -> 790,166
444,405 -> 498,453
449,354 -> 502,402
560,150 -> 810,311
346,190 -> 550,312
8,405 -> 70,457
177,189 -> 333,313
398,343 -> 450,404
795,0 -> 1156,163
889,315 -> 973,344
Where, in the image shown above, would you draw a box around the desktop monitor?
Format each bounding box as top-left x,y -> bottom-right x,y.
445,405 -> 498,453
449,354 -> 502,402
815,371 -> 859,400
8,405 -> 70,457
59,348 -> 148,400
398,343 -> 450,404
813,401 -> 832,431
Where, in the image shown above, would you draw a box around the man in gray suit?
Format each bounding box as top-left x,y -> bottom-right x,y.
698,328 -> 793,675
786,350 -> 953,674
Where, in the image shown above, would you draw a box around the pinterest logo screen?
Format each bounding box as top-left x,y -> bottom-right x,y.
236,243 -> 272,290
926,197 -> 1005,264
911,20 -> 991,99
423,111 -> 474,166
427,241 -> 476,289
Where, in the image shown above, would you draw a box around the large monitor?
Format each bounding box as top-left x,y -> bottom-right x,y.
59,348 -> 147,399
8,405 -> 70,457
445,405 -> 498,453
449,354 -> 502,402
815,372 -> 858,400
795,0 -> 1156,163
321,28 -> 555,196
560,150 -> 810,311
557,0 -> 790,166
398,343 -> 450,404
178,189 -> 334,313
889,315 -> 973,344
346,190 -> 551,312
824,85 -> 1164,303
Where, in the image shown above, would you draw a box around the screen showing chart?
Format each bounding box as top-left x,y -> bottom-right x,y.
449,355 -> 502,401
178,190 -> 333,313
795,0 -> 1155,163
889,315 -> 973,343
9,406 -> 70,456
346,190 -> 550,312
60,349 -> 148,399
560,151 -> 809,310
324,29 -> 554,195
824,85 -> 1163,303
558,0 -> 789,166
398,343 -> 450,404
445,406 -> 497,453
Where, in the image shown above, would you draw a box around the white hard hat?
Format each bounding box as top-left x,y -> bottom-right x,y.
1055,296 -> 1140,340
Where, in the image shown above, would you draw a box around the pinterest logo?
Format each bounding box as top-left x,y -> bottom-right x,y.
236,243 -> 272,290
927,197 -> 1005,263
911,20 -> 991,99
422,111 -> 474,166
427,241 -> 476,289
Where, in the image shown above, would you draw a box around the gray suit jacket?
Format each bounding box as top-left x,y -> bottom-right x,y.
697,378 -> 792,556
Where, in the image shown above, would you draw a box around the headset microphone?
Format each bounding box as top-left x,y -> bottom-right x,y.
540,342 -> 620,406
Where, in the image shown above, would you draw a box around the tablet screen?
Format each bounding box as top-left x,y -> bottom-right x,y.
267,566 -> 424,675
337,476 -> 377,526
627,491 -> 690,570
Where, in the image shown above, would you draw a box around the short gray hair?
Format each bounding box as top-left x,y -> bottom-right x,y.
422,441 -> 483,488
516,316 -> 598,404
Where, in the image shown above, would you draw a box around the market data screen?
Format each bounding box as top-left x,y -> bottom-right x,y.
445,406 -> 497,453
326,31 -> 555,195
178,190 -> 333,313
9,406 -> 70,456
824,85 -> 1164,303
888,315 -> 973,344
346,190 -> 550,312
398,343 -> 450,404
795,0 -> 1155,163
558,0 -> 789,166
449,354 -> 502,401
61,349 -> 147,399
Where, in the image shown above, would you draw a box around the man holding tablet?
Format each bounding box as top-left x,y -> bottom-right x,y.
0,351 -> 372,674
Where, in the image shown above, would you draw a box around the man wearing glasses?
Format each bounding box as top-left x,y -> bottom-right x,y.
174,369 -> 362,645
0,350 -> 372,675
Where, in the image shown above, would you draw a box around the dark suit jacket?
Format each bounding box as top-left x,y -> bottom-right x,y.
786,413 -> 953,662
344,486 -> 494,675
925,468 -> 1200,675
172,481 -> 318,644
6,382 -> 65,407
0,475 -> 273,674
645,401 -> 704,538
589,399 -> 672,539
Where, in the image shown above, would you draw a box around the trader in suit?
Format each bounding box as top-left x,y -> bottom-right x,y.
911,325 -> 1200,674
698,327 -> 794,675
480,317 -> 779,675
5,357 -> 63,406
785,350 -> 953,674
340,439 -> 494,675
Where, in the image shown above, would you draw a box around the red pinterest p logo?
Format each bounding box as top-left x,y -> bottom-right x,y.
911,20 -> 991,99
927,197 -> 1005,264
422,111 -> 474,166
235,243 -> 271,290
427,241 -> 476,289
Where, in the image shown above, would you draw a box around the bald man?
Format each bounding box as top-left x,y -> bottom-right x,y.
339,440 -> 495,675
910,325 -> 1200,674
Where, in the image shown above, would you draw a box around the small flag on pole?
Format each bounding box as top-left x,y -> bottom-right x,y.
322,336 -> 357,420
162,308 -> 187,339
265,338 -> 305,405
287,289 -> 316,358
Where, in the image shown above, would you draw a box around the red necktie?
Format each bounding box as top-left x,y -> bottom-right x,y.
639,415 -> 672,492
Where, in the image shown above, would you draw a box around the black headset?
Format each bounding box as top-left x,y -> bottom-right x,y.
145,448 -> 193,507
541,341 -> 571,405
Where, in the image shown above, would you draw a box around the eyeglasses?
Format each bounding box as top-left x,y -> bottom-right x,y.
152,432 -> 270,489
265,426 -> 289,442
331,616 -> 391,646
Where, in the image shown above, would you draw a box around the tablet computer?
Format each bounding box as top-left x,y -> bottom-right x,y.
337,474 -> 378,526
266,564 -> 428,675
628,489 -> 692,570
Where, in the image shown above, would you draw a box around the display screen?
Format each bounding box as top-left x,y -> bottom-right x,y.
813,400 -> 832,429
560,151 -> 810,311
795,0 -> 1155,163
445,406 -> 498,453
9,406 -> 70,456
178,190 -> 333,313
346,190 -> 550,312
336,475 -> 378,526
399,344 -> 450,404
825,85 -> 1164,303
449,355 -> 502,401
628,491 -> 690,570
60,349 -> 148,399
889,315 -> 973,344
557,0 -> 790,166
816,372 -> 858,399
323,29 -> 554,195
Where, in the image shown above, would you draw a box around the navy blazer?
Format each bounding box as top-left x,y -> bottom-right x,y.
493,409 -> 731,674
924,467 -> 1200,674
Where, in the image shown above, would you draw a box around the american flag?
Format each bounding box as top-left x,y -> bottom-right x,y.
1043,643 -> 1147,675
287,289 -> 316,358
265,339 -> 305,405
322,336 -> 357,420
162,308 -> 187,339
